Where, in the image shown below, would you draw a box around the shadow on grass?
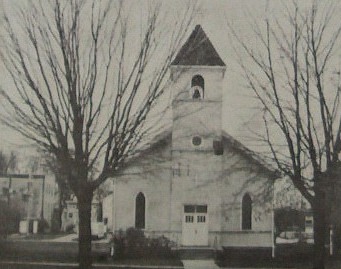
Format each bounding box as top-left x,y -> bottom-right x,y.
216,244 -> 341,269
0,239 -> 183,267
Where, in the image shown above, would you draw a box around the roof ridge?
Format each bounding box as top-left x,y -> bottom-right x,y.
171,25 -> 225,66
221,130 -> 278,174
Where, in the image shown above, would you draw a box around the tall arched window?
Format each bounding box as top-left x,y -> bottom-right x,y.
191,75 -> 204,99
242,193 -> 252,230
135,192 -> 145,229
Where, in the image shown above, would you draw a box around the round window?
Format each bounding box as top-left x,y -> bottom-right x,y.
192,136 -> 202,146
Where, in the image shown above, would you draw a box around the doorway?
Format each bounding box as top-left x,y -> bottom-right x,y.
182,205 -> 208,246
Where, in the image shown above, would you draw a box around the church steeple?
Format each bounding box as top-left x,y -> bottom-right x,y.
171,25 -> 225,67
170,25 -> 225,153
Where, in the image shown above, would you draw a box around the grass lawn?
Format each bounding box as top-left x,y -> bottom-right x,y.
0,239 -> 183,267
217,258 -> 341,269
216,244 -> 341,268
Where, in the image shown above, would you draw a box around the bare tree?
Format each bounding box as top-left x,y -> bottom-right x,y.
0,0 -> 197,267
228,1 -> 341,268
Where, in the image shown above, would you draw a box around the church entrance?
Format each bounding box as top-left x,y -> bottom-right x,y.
182,205 -> 208,246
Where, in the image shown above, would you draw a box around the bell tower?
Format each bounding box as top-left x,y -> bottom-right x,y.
170,25 -> 226,155
169,25 -> 226,246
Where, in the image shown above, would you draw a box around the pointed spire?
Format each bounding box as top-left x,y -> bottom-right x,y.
172,25 -> 225,66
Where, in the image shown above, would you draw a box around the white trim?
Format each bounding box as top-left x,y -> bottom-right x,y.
113,179 -> 117,232
170,65 -> 226,71
271,183 -> 275,258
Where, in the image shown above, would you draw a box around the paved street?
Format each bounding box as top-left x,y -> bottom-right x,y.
41,234 -> 78,242
0,261 -> 183,269
0,260 -> 298,269
0,260 -> 291,269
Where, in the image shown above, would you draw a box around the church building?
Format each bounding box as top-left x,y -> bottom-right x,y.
110,25 -> 277,250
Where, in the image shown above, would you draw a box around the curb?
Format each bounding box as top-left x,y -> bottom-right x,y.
0,261 -> 184,269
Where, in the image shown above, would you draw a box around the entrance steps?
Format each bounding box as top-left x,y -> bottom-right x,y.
176,247 -> 216,260
182,260 -> 219,269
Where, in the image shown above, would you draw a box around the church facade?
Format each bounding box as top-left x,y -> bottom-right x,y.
110,25 -> 277,249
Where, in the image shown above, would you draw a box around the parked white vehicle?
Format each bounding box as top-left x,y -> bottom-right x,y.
91,222 -> 105,239
75,221 -> 105,239
275,231 -> 300,244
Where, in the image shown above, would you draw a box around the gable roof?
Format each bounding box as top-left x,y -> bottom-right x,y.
171,25 -> 226,66
221,131 -> 278,177
118,128 -> 278,177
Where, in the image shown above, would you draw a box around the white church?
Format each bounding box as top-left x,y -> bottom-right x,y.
107,25 -> 278,250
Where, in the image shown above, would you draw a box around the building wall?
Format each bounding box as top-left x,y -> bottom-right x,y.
219,145 -> 273,247
102,193 -> 113,231
111,64 -> 273,248
61,196 -> 100,232
171,66 -> 225,152
0,174 -> 57,226
113,142 -> 172,233
112,141 -> 273,248
170,150 -> 223,243
43,175 -> 58,226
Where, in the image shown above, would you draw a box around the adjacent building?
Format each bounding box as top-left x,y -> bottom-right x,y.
0,173 -> 57,228
61,195 -> 101,233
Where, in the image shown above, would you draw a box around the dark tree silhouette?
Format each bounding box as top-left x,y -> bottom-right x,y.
0,1 -> 197,268
228,1 -> 341,268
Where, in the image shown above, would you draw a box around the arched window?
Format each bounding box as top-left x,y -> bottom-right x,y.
191,75 -> 204,99
135,192 -> 145,229
242,193 -> 252,230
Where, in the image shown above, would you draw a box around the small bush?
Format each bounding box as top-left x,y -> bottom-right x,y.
65,223 -> 75,233
113,230 -> 125,258
0,201 -> 20,237
148,235 -> 175,257
113,227 -> 176,259
38,219 -> 49,233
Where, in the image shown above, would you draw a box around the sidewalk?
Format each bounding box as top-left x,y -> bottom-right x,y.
43,233 -> 78,242
182,260 -> 219,269
6,233 -> 78,242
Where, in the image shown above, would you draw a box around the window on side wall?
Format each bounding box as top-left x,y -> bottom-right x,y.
242,193 -> 252,230
135,192 -> 146,229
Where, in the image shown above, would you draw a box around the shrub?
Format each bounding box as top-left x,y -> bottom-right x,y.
148,235 -> 175,258
65,223 -> 75,233
0,201 -> 20,237
112,227 -> 176,259
38,219 -> 49,233
125,227 -> 146,258
113,229 -> 126,259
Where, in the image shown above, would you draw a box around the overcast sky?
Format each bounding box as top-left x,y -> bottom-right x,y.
0,0 -> 337,156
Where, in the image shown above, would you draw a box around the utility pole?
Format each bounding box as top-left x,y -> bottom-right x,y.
41,176 -> 45,220
7,176 -> 12,207
26,176 -> 32,235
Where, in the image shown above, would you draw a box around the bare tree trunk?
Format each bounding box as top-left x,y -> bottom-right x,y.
77,189 -> 93,269
313,189 -> 326,269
